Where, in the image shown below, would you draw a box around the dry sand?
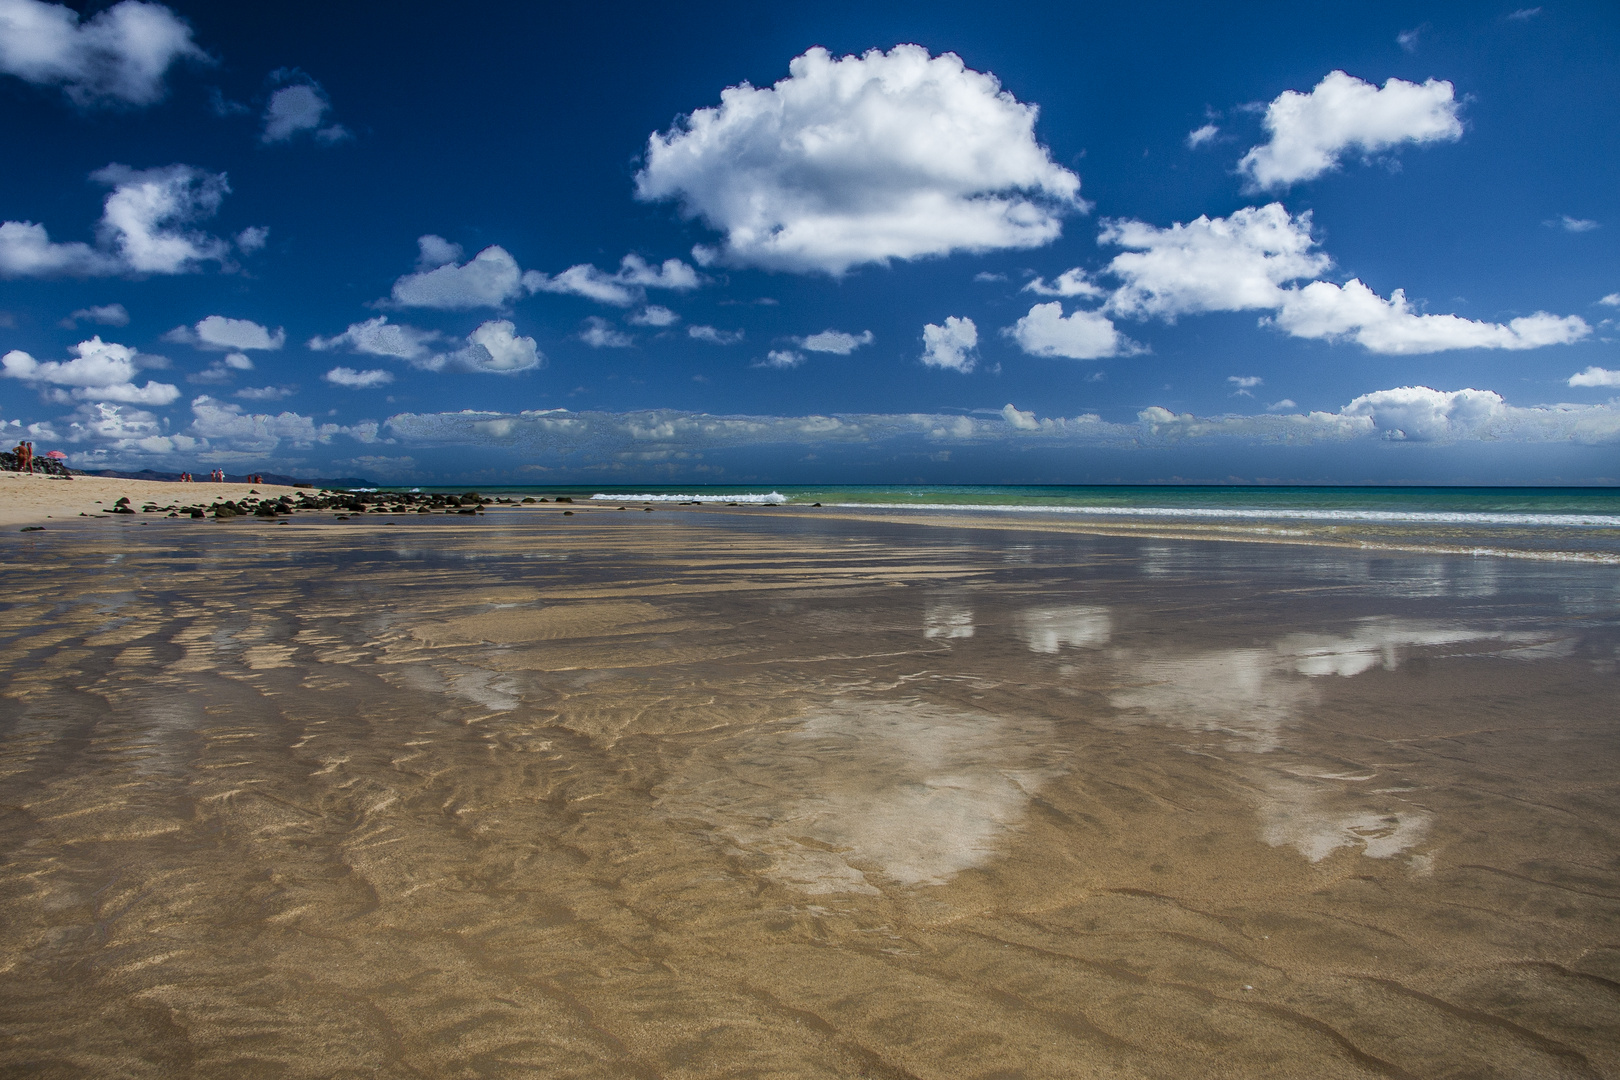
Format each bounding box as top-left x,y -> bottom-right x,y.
0,471 -> 307,527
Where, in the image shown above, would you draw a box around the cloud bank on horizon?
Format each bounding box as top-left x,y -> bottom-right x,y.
1,0 -> 1615,484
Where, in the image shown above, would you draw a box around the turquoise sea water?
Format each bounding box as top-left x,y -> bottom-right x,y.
385,485 -> 1620,561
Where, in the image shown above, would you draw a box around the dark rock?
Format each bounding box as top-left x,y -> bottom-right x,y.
554,496 -> 573,503
20,526 -> 44,532
562,510 -> 574,515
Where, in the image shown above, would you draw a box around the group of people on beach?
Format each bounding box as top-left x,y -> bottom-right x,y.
10,441 -> 34,474
177,470 -> 262,483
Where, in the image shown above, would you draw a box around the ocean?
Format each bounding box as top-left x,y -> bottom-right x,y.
387,484 -> 1620,561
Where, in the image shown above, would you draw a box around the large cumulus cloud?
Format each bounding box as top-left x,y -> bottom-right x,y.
635,45 -> 1083,275
1239,70 -> 1463,191
0,0 -> 205,107
0,164 -> 251,278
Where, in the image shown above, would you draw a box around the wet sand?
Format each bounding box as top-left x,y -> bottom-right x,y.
1,510 -> 1618,1078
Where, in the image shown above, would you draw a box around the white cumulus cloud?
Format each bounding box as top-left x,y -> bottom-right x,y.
1186,123 -> 1219,149
796,329 -> 873,354
1024,268 -> 1104,299
235,225 -> 269,253
1001,403 -> 1038,430
2,335 -> 178,403
1102,203 -> 1329,319
324,366 -> 393,389
635,44 -> 1083,275
1339,386 -> 1504,441
1569,367 -> 1620,388
389,243 -> 526,309
1007,302 -> 1139,360
233,385 -> 293,401
579,317 -> 633,349
261,73 -> 348,144
414,234 -> 462,268
1238,71 -> 1463,190
0,163 -> 237,278
920,316 -> 978,373
628,305 -> 680,327
92,164 -> 233,273
165,314 -> 285,351
0,0 -> 205,107
188,395 -> 344,451
312,316 -> 539,374
760,349 -> 803,369
308,315 -> 444,366
451,320 -> 543,372
61,302 -> 129,327
1100,203 -> 1589,355
529,254 -> 701,307
688,325 -> 743,345
1274,280 -> 1590,354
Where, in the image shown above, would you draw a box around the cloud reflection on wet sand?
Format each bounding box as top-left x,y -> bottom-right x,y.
1,513 -> 1617,1078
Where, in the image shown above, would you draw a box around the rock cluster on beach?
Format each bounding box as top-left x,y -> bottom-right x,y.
1,452 -> 73,478
113,489 -> 547,519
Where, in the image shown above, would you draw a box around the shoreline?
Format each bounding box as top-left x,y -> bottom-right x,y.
5,472 -> 1616,563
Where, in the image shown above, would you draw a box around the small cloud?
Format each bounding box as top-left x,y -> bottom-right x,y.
796,329 -> 873,354
628,305 -> 679,327
1228,375 -> 1263,397
60,303 -> 129,328
1186,123 -> 1219,148
1507,7 -> 1542,19
415,234 -> 462,269
235,225 -> 270,253
261,71 -> 350,145
530,254 -> 701,307
1600,293 -> 1620,307
234,385 -> 295,401
1267,399 -> 1298,411
165,315 -> 285,351
324,366 -> 393,389
187,351 -> 253,384
1396,25 -> 1425,52
1568,366 -> 1620,388
208,88 -> 251,117
759,349 -> 803,369
1545,215 -> 1599,233
689,325 -> 744,344
1024,268 -> 1105,299
973,271 -> 1008,283
579,317 -> 633,348
920,316 -> 978,373
1001,403 -> 1039,430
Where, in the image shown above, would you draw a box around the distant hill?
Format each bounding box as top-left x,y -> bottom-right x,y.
73,468 -> 377,488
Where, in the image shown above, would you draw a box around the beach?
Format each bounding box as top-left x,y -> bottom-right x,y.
0,472 -> 308,529
1,498 -> 1618,1078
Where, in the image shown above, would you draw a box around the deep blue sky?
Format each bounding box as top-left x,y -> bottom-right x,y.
1,0 -> 1616,483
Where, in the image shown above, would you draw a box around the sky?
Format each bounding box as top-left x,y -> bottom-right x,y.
1,0 -> 1616,486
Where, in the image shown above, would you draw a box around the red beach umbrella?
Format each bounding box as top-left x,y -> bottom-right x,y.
46,450 -> 66,460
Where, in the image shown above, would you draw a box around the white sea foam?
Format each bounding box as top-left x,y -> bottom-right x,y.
829,502 -> 1620,528
592,492 -> 789,504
